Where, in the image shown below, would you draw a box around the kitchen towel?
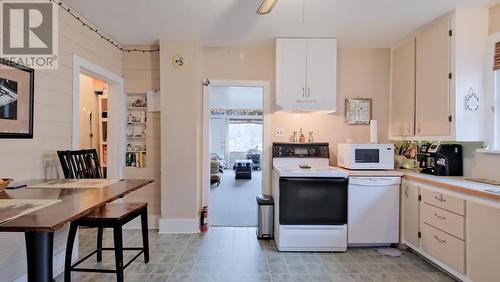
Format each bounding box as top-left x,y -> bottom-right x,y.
370,120 -> 378,144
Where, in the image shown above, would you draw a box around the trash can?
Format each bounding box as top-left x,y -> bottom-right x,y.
256,194 -> 274,239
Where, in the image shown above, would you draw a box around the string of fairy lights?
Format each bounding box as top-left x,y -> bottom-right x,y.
49,0 -> 159,53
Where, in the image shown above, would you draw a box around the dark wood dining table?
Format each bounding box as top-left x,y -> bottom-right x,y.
0,179 -> 153,282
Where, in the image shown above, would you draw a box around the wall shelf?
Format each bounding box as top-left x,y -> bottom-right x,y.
125,92 -> 148,168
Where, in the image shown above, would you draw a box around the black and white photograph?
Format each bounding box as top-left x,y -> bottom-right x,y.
0,78 -> 18,120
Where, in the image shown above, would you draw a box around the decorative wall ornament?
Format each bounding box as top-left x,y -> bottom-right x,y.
465,87 -> 479,111
172,55 -> 185,69
345,98 -> 372,125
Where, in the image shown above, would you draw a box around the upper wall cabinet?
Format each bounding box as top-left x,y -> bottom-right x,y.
391,38 -> 416,137
415,17 -> 451,137
390,9 -> 488,141
276,38 -> 337,111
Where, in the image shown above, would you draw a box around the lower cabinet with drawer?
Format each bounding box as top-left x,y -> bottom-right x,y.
403,177 -> 500,281
402,179 -> 467,280
420,202 -> 465,240
420,222 -> 465,274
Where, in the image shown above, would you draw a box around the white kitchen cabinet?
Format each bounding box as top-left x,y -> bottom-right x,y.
275,39 -> 307,103
402,180 -> 420,247
390,38 -> 415,137
467,201 -> 500,282
275,38 -> 337,111
419,186 -> 466,274
420,222 -> 465,274
389,8 -> 488,141
415,16 -> 451,137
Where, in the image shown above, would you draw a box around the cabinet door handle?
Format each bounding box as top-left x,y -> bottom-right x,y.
434,213 -> 446,220
416,122 -> 421,134
307,88 -> 311,97
404,186 -> 409,197
434,235 -> 446,244
434,194 -> 447,202
407,123 -> 411,134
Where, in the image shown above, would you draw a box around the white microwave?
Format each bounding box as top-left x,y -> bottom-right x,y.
337,143 -> 394,170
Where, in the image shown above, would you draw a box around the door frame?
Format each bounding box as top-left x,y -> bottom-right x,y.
202,80 -> 272,218
72,54 -> 125,179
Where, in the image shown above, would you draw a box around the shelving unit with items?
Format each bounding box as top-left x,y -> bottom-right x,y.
125,93 -> 147,168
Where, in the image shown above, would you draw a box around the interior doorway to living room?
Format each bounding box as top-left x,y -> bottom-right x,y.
209,85 -> 264,227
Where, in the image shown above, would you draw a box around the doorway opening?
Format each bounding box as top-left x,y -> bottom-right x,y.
203,80 -> 271,227
78,74 -> 109,176
72,55 -> 125,179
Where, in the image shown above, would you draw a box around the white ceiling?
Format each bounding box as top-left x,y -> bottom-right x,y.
64,0 -> 499,48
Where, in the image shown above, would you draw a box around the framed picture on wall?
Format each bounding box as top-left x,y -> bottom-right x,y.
0,60 -> 34,138
345,98 -> 372,125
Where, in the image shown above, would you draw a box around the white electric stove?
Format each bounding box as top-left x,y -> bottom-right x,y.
272,142 -> 348,252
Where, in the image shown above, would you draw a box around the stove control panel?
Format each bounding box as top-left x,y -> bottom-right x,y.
273,142 -> 329,158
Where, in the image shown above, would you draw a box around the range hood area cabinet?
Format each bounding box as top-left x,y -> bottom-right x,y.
389,9 -> 488,141
275,38 -> 337,111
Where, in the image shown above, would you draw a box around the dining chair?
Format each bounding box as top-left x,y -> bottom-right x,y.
57,149 -> 149,282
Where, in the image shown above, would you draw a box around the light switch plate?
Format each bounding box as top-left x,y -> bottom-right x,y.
275,128 -> 285,137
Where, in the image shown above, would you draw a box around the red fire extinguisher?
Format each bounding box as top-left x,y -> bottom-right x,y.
200,206 -> 208,232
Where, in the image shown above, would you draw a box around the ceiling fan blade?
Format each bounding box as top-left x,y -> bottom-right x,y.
257,0 -> 278,15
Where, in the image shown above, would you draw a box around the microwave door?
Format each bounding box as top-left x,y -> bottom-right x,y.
354,149 -> 380,169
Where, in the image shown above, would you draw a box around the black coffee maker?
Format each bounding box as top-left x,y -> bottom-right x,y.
421,143 -> 463,176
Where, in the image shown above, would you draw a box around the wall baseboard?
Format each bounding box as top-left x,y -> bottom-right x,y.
159,218 -> 199,233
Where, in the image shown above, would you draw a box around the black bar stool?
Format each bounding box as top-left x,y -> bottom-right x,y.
57,149 -> 149,282
64,203 -> 149,282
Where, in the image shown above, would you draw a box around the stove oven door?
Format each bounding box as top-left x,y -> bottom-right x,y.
279,177 -> 348,225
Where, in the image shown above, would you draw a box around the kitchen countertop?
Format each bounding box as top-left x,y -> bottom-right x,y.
336,167 -> 500,202
401,170 -> 500,202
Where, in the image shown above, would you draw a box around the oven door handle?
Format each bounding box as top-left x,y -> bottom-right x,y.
280,177 -> 347,183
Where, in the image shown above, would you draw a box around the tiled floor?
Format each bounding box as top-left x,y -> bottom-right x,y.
56,227 -> 457,282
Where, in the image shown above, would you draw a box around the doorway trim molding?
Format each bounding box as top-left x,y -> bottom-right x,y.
202,79 -> 272,224
72,54 -> 125,179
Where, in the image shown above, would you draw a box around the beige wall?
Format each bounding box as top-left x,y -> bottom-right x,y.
159,42 -> 391,228
160,41 -> 203,225
0,6 -> 122,180
203,45 -> 391,159
0,5 -> 122,281
273,48 -> 391,163
122,47 -> 161,227
79,74 -> 100,150
460,4 -> 500,181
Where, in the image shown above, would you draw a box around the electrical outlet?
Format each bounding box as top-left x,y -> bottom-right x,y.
275,128 -> 285,137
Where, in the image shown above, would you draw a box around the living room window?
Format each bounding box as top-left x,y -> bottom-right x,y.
228,120 -> 263,152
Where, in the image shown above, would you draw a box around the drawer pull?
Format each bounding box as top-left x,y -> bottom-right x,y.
434,235 -> 447,244
434,194 -> 447,202
434,213 -> 446,220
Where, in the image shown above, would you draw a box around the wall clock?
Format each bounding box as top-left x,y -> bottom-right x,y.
172,54 -> 185,69
345,98 -> 372,125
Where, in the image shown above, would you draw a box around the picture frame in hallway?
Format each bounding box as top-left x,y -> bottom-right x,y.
0,60 -> 34,138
